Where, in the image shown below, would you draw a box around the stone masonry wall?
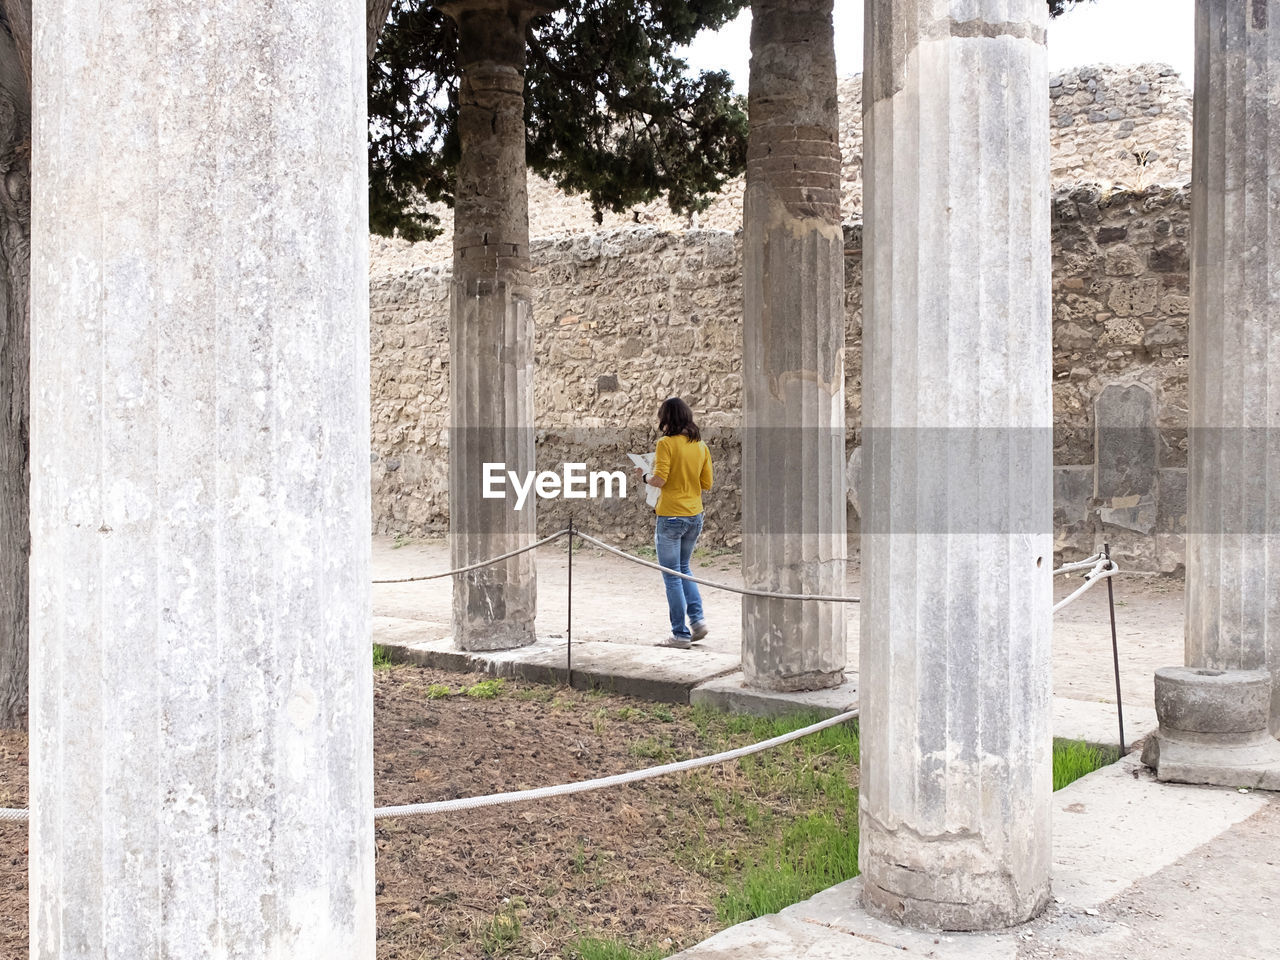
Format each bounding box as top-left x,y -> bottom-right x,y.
372,65 -> 1191,269
371,184 -> 1191,573
370,63 -> 1195,573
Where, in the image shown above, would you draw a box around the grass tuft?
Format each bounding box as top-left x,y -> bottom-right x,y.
465,678 -> 507,699
570,937 -> 671,960
1052,738 -> 1120,791
372,645 -> 394,670
479,903 -> 522,956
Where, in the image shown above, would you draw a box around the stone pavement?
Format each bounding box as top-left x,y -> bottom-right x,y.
372,536 -> 1170,750
668,755 -> 1278,960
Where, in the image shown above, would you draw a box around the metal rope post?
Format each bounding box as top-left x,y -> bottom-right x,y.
566,515 -> 574,690
1104,542 -> 1126,753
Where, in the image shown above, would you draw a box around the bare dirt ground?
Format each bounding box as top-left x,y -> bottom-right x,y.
0,666 -> 859,960
374,536 -> 1185,715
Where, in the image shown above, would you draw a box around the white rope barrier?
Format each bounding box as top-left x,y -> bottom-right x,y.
574,531 -> 861,604
0,710 -> 859,825
1052,557 -> 1119,614
373,708 -> 858,820
0,547 -> 1121,826
1053,552 -> 1105,576
372,528 -> 571,583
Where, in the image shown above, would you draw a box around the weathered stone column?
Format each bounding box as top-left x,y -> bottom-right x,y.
859,1 -> 1053,930
445,0 -> 546,651
740,0 -> 847,692
1142,0 -> 1280,789
29,2 -> 373,956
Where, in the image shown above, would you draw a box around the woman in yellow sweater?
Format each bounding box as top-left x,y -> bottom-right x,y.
641,398 -> 714,649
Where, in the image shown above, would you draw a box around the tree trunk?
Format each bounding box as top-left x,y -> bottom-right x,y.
367,0 -> 395,58
0,5 -> 30,730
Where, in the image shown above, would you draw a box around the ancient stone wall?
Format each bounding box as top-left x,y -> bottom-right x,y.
1049,65 -> 1191,188
371,183 -> 1191,573
373,65 -> 1191,268
370,63 -> 1195,572
1050,184 -> 1190,574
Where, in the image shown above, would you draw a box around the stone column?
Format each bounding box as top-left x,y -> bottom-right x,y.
859,1 -> 1054,930
1142,0 -> 1280,789
29,2 -> 373,956
445,0 -> 546,651
740,0 -> 847,692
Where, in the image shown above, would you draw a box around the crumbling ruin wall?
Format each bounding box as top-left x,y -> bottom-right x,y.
370,183 -> 1191,572
372,65 -> 1191,266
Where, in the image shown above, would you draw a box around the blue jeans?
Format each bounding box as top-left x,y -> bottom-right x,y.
655,513 -> 705,639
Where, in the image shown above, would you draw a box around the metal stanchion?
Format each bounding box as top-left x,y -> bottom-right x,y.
566,515 -> 574,690
1103,542 -> 1126,754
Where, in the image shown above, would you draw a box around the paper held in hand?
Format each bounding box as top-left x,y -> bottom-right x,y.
628,452 -> 660,508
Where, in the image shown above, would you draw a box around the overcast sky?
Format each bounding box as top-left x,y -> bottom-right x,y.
682,0 -> 1196,89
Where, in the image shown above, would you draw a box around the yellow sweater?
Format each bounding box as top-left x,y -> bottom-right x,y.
653,435 -> 713,516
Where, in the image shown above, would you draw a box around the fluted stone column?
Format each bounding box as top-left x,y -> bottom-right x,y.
860,1 -> 1053,930
740,0 -> 847,692
29,2 -> 373,956
446,0 -> 546,651
1142,0 -> 1280,789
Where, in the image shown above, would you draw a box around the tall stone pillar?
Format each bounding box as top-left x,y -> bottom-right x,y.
859,1 -> 1053,930
1142,0 -> 1280,789
740,0 -> 847,692
29,2 -> 374,956
445,0 -> 546,651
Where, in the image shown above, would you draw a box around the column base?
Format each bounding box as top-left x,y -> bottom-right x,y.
860,819 -> 1050,931
455,623 -> 537,652
741,668 -> 845,694
1142,667 -> 1280,791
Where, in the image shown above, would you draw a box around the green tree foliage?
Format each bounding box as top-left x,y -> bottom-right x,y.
1048,0 -> 1091,16
370,0 -> 1096,240
369,1 -> 750,240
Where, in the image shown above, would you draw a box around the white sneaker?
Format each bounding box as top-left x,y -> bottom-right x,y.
657,635 -> 692,650
690,621 -> 710,642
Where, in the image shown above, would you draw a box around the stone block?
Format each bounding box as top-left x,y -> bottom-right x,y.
1094,382 -> 1158,501
1153,667 -> 1271,735
1108,278 -> 1160,316
1099,493 -> 1157,534
1156,467 -> 1187,533
1143,320 -> 1184,350
1104,244 -> 1145,276
845,445 -> 862,516
1143,667 -> 1280,790
1053,465 -> 1094,528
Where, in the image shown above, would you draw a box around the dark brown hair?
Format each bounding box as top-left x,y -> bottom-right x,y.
658,397 -> 701,441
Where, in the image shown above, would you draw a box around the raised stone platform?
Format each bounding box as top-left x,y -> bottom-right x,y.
376,617 -> 740,703
376,620 -> 1150,752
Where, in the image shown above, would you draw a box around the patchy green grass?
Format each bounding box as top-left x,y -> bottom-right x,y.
372,644 -> 394,670
1052,738 -> 1120,791
479,901 -> 523,956
365,668 -> 1120,957
570,937 -> 671,960
679,711 -> 862,927
465,678 -> 508,700
673,714 -> 1118,929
